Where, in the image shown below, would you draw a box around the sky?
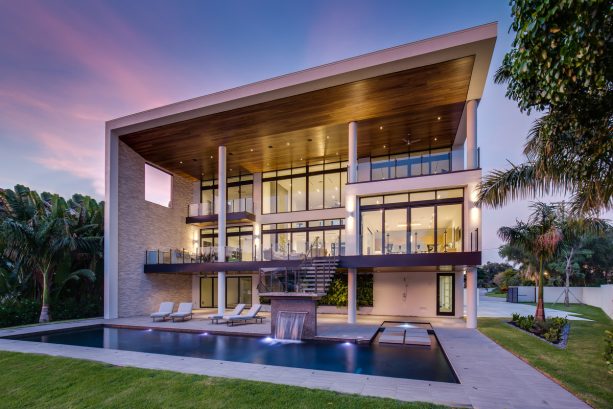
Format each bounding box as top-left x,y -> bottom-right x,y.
0,0 -> 571,262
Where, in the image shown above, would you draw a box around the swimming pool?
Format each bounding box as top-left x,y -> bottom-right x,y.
13,326 -> 458,383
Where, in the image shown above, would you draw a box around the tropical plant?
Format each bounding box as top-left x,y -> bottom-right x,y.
479,0 -> 613,214
0,185 -> 103,323
498,202 -> 563,321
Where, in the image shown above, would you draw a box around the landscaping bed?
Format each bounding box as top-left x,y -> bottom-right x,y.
509,313 -> 569,347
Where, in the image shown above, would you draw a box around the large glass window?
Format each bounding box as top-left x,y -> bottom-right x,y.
292,177 -> 307,211
261,219 -> 345,260
359,189 -> 464,255
411,207 -> 435,253
200,226 -> 253,262
361,210 -> 383,255
200,276 -> 251,308
384,208 -> 407,254
262,164 -> 347,214
366,148 -> 451,182
201,175 -> 253,214
308,173 -> 324,210
436,204 -> 462,252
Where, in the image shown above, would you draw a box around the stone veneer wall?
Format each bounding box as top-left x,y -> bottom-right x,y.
117,141 -> 195,317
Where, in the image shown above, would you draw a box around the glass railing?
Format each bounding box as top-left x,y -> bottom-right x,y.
356,150 -> 452,182
145,246 -> 255,265
188,198 -> 253,217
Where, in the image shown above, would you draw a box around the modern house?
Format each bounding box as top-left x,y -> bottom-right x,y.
104,23 -> 496,329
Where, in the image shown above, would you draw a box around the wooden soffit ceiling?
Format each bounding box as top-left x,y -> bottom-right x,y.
120,56 -> 474,180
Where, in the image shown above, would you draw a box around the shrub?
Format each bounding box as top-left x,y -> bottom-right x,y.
0,299 -> 40,328
511,313 -> 568,344
319,273 -> 373,307
51,298 -> 102,321
516,315 -> 535,331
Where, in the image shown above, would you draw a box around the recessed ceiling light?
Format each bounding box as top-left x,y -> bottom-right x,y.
326,135 -> 330,139
379,126 -> 383,130
383,145 -> 387,149
210,155 -> 213,159
179,161 -> 183,164
300,157 -> 303,161
229,168 -> 232,171
250,148 -> 254,152
336,152 -> 339,155
434,137 -> 438,141
286,142 -> 290,146
437,116 -> 441,120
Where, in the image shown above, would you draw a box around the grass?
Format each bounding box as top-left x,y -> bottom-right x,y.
0,351 -> 447,409
484,292 -> 506,298
479,303 -> 613,409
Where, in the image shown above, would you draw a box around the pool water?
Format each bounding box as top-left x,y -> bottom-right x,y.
15,326 -> 458,383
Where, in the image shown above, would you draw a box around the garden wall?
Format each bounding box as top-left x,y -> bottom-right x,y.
508,285 -> 613,318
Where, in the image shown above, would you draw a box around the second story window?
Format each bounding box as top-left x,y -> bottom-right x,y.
201,174 -> 253,214
262,163 -> 347,214
357,148 -> 452,182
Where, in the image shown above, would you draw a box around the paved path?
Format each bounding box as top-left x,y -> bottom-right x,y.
477,291 -> 590,321
0,318 -> 589,409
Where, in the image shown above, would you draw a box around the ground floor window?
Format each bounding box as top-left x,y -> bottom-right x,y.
437,273 -> 455,316
200,276 -> 252,308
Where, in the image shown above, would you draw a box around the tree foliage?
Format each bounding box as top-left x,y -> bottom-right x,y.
479,0 -> 613,214
0,185 -> 104,324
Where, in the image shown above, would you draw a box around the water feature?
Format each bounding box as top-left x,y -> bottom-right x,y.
275,311 -> 307,340
12,326 -> 459,382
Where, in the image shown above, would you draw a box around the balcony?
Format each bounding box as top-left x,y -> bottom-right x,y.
186,198 -> 255,225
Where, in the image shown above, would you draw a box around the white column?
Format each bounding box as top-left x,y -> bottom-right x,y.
347,268 -> 357,324
466,100 -> 478,169
466,268 -> 477,329
104,127 -> 119,319
217,145 -> 227,316
348,121 -> 357,183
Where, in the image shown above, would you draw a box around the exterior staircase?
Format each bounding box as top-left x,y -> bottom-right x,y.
296,257 -> 338,293
257,238 -> 339,295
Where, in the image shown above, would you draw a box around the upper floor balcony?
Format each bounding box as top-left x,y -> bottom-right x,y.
186,197 -> 255,225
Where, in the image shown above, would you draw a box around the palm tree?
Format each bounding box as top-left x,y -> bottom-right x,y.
1,188 -> 100,322
498,202 -> 562,321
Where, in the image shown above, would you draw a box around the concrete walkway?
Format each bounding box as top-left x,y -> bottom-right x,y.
477,291 -> 590,321
0,317 -> 589,409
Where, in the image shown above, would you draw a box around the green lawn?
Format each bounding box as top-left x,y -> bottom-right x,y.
0,351 -> 447,409
479,304 -> 613,409
484,292 -> 506,298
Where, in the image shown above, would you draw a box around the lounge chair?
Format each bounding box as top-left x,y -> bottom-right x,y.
150,302 -> 175,322
169,302 -> 193,322
226,304 -> 263,326
208,304 -> 245,324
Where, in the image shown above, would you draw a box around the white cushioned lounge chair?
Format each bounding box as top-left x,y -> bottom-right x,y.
207,304 -> 245,324
225,304 -> 263,326
169,302 -> 193,322
150,302 -> 175,322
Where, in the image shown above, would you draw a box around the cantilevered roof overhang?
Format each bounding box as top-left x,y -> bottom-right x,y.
107,23 -> 496,180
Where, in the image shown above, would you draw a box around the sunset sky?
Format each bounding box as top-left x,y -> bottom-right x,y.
0,0 -> 579,262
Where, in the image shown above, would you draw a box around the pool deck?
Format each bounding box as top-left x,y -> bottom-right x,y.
0,313 -> 588,409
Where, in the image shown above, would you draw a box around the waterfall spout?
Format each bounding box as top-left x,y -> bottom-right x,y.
275,311 -> 307,340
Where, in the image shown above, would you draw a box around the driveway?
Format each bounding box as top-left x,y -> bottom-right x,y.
476,289 -> 590,321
